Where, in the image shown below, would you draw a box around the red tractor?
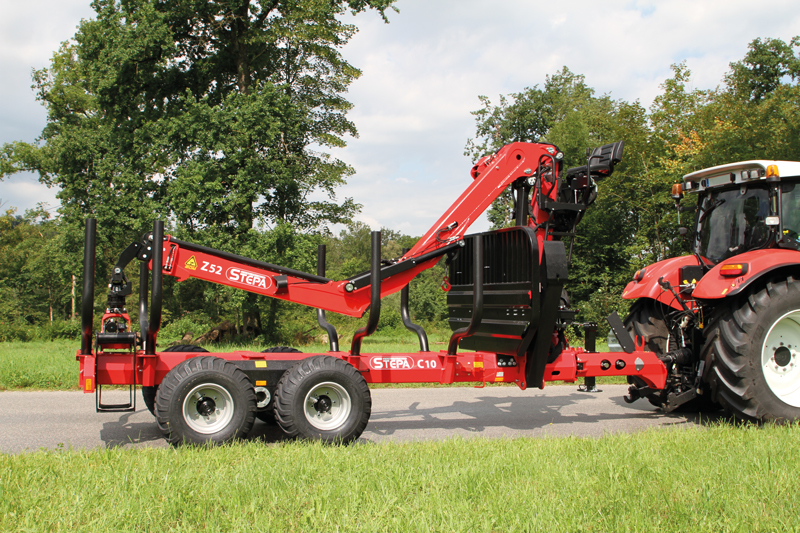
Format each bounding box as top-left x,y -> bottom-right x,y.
79,140 -> 677,446
623,160 -> 800,421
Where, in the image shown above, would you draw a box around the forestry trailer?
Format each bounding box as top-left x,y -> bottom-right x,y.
75,140 -> 798,445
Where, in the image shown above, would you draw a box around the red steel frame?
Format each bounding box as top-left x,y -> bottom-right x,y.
78,141 -> 668,397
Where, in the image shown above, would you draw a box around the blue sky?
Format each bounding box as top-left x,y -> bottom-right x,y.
2,0 -> 799,236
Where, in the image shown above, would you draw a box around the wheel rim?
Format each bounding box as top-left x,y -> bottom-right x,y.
182,383 -> 235,434
303,381 -> 352,431
762,309 -> 800,407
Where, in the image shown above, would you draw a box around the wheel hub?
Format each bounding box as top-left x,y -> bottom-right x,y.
762,310 -> 800,407
196,397 -> 217,417
314,395 -> 332,413
303,382 -> 352,431
182,383 -> 235,434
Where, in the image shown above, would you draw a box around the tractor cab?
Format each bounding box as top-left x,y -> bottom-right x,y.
680,160 -> 800,264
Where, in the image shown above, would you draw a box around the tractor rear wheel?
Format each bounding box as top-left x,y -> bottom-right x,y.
142,345 -> 209,416
274,356 -> 371,444
624,299 -> 670,354
624,299 -> 717,411
154,356 -> 256,445
624,299 -> 671,408
704,276 -> 800,422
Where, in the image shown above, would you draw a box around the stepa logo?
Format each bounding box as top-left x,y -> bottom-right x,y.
226,267 -> 271,290
369,356 -> 414,370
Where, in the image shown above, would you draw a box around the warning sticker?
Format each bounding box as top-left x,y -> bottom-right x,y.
184,256 -> 198,270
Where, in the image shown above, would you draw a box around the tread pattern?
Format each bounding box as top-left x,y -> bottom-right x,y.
154,356 -> 256,445
262,346 -> 302,353
274,356 -> 371,444
704,275 -> 800,422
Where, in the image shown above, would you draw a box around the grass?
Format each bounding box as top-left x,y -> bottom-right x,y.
0,335 -> 622,391
1,423 -> 798,532
0,340 -> 80,390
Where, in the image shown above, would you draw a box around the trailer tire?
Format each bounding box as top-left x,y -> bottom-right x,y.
704,276 -> 800,422
142,386 -> 158,416
274,356 -> 371,444
252,347 -> 302,424
142,346 -> 210,416
154,356 -> 256,445
262,346 -> 302,353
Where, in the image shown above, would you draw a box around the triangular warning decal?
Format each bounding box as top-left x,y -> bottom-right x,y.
184,255 -> 198,270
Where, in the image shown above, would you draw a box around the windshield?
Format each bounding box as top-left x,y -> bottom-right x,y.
696,186 -> 770,264
782,181 -> 800,242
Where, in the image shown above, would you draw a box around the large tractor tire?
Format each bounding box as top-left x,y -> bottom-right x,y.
624,299 -> 672,408
624,299 -> 671,354
624,299 -> 717,411
274,356 -> 371,444
704,276 -> 800,422
142,345 -> 209,416
154,356 -> 256,445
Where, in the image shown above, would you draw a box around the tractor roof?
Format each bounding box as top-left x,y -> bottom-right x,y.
682,160 -> 800,192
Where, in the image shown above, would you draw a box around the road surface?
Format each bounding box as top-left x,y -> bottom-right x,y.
0,385 -> 720,453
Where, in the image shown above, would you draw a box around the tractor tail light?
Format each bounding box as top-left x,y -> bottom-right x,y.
633,268 -> 646,282
720,263 -> 749,277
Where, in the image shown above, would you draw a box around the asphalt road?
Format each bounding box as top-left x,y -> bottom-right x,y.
0,385 -> 720,453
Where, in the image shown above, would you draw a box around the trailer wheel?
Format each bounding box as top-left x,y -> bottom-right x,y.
154,356 -> 256,445
142,345 -> 210,416
274,356 -> 371,444
705,276 -> 800,422
262,346 -> 302,353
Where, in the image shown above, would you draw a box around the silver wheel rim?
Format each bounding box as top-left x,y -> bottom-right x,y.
182,383 -> 235,434
762,309 -> 800,407
303,381 -> 352,431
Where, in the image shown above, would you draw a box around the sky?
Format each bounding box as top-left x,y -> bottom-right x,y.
1,0 -> 799,236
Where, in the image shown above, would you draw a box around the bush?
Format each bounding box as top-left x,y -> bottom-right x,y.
0,320 -> 81,342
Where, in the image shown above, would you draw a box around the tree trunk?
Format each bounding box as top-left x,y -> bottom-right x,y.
71,275 -> 76,321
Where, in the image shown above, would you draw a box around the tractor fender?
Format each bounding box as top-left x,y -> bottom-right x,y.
622,255 -> 699,311
692,248 -> 800,300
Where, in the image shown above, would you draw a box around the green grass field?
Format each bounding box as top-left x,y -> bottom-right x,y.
2,423 -> 798,532
1,340 -> 796,531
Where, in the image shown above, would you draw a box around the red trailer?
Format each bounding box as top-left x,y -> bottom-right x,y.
78,140 -> 668,445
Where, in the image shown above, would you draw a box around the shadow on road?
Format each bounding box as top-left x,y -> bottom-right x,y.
99,410 -> 164,448
96,387 -> 731,448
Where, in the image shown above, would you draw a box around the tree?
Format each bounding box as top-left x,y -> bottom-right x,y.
1,0 -> 397,342
466,68 -> 616,228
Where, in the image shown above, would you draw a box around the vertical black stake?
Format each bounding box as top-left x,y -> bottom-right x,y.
316,244 -> 339,352
400,248 -> 429,352
447,235 -> 484,355
351,231 -> 382,356
139,262 -> 149,343
80,219 -> 97,355
146,221 -> 163,355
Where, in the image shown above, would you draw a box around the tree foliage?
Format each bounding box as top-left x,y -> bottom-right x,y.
466,37 -> 800,332
2,32 -> 800,345
1,0 -> 396,341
